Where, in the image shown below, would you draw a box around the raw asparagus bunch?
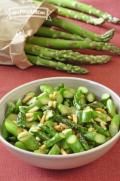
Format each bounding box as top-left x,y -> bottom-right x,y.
45,18 -> 115,42
39,0 -> 120,24
25,43 -> 111,64
24,1 -> 120,74
27,37 -> 120,55
27,54 -> 88,74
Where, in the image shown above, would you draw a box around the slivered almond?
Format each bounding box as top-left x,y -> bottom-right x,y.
72,114 -> 77,123
61,148 -> 68,155
96,108 -> 106,114
40,114 -> 46,124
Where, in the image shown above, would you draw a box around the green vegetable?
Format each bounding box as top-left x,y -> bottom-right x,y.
15,98 -> 22,113
101,93 -> 110,101
37,92 -> 50,105
81,108 -> 93,123
62,128 -> 73,138
109,114 -> 120,137
42,0 -> 120,23
15,141 -> 27,150
63,88 -> 75,98
1,121 -> 9,139
80,136 -> 90,150
93,122 -> 110,137
84,132 -> 107,145
56,6 -> 105,25
27,36 -> 120,55
58,104 -> 73,115
78,86 -> 88,94
44,133 -> 65,148
73,89 -> 86,110
6,102 -> 16,116
45,18 -> 114,42
40,84 -> 54,94
48,144 -> 61,155
53,114 -> 87,134
27,54 -> 88,74
5,114 -> 23,137
18,131 -> 39,151
66,135 -> 84,153
36,26 -> 83,40
87,93 -> 96,103
25,43 -> 111,64
106,99 -> 116,116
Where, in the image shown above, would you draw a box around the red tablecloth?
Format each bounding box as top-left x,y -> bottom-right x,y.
0,0 -> 120,180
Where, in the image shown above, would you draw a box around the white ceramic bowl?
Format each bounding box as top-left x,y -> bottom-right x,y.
0,77 -> 120,170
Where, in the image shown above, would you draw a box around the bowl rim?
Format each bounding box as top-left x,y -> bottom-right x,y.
0,76 -> 120,159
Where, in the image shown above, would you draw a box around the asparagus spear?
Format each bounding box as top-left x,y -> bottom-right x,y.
36,0 -> 105,25
27,54 -> 89,74
56,6 -> 105,25
53,114 -> 87,134
27,37 -> 120,55
44,18 -> 115,42
25,43 -> 111,64
41,0 -> 120,23
36,26 -> 83,40
93,122 -> 110,137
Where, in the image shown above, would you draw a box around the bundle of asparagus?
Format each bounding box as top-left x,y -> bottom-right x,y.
25,0 -> 120,74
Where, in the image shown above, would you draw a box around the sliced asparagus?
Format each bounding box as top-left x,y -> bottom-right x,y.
109,115 -> 120,137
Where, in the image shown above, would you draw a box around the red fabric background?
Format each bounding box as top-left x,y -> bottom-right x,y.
0,0 -> 120,180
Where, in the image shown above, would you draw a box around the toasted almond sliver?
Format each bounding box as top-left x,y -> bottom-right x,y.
26,117 -> 33,122
22,94 -> 34,104
40,114 -> 46,124
72,114 -> 77,123
100,122 -> 107,130
61,148 -> 68,155
40,144 -> 46,150
54,125 -> 63,132
96,108 -> 106,114
28,106 -> 39,113
88,127 -> 95,132
59,123 -> 68,129
26,112 -> 33,118
68,115 -> 72,120
53,101 -> 57,108
48,100 -> 53,107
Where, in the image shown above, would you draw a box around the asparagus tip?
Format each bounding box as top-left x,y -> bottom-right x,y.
101,28 -> 115,42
